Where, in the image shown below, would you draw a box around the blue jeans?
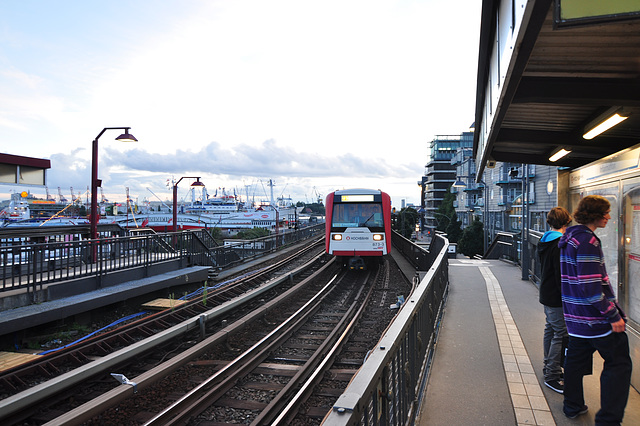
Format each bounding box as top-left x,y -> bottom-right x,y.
543,305 -> 567,381
564,332 -> 632,425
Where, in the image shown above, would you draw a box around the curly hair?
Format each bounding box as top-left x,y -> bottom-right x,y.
546,207 -> 572,229
573,195 -> 610,225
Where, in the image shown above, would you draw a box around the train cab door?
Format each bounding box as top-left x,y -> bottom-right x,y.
622,178 -> 640,333
569,184 -> 620,299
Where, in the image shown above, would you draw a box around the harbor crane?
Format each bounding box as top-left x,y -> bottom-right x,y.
100,187 -> 109,203
58,187 -> 68,204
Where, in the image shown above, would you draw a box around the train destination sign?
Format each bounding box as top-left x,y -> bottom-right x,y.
340,195 -> 374,203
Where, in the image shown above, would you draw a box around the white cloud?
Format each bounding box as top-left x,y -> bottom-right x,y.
0,0 -> 481,207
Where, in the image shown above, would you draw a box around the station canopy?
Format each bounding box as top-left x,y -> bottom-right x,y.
474,0 -> 640,176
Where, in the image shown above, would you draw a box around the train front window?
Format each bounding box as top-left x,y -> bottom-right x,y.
332,203 -> 383,228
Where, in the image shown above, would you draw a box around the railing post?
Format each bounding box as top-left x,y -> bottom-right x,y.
96,239 -> 102,289
143,234 -> 149,277
31,246 -> 38,303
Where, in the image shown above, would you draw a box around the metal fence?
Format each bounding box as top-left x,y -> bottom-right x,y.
483,230 -> 543,285
323,232 -> 449,425
484,231 -> 519,261
0,224 -> 324,295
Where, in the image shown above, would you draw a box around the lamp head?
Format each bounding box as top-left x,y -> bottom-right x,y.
452,179 -> 467,188
115,131 -> 138,142
190,179 -> 205,187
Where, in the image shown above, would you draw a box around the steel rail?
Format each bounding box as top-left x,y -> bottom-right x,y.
263,272 -> 376,425
41,256 -> 336,426
0,238 -> 324,387
143,272 -> 343,425
0,247 -> 328,425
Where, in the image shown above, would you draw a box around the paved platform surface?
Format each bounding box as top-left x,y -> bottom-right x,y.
0,267 -> 210,334
414,258 -> 640,425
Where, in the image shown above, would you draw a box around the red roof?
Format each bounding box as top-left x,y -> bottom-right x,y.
0,153 -> 51,169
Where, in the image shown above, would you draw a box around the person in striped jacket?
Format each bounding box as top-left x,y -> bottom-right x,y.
558,195 -> 632,424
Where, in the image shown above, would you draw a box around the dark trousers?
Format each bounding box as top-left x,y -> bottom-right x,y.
564,332 -> 632,425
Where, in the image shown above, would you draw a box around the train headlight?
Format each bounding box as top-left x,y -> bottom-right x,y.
373,234 -> 384,241
332,234 -> 342,241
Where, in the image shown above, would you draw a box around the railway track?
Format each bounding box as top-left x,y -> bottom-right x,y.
80,258 -> 406,426
144,267 -> 373,425
0,238 -> 331,425
1,241 -> 411,425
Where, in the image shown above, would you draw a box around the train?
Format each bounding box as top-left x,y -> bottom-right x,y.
325,188 -> 392,269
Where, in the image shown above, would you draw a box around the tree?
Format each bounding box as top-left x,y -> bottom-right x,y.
236,227 -> 270,239
208,227 -> 223,241
302,202 -> 325,215
392,207 -> 418,239
435,187 -> 456,232
459,217 -> 484,258
445,210 -> 463,243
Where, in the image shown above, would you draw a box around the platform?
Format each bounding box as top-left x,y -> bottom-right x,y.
0,267 -> 210,335
0,242 -> 305,338
414,258 -> 640,425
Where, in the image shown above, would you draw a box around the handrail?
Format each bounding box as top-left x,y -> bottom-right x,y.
323,233 -> 449,425
0,224 -> 325,296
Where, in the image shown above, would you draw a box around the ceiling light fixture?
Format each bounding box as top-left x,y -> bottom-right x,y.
549,148 -> 571,162
583,107 -> 629,140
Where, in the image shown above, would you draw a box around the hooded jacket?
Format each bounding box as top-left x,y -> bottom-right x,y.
537,230 -> 563,307
558,224 -> 624,338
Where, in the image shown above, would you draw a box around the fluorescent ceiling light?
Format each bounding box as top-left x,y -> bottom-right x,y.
549,148 -> 571,162
583,110 -> 629,140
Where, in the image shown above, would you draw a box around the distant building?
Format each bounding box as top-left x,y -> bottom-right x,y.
450,147 -> 481,228
419,126 -> 474,230
0,153 -> 50,186
449,151 -> 560,248
421,126 -> 561,248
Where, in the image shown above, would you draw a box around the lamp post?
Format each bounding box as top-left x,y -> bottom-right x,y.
432,211 -> 454,241
507,165 -> 530,280
522,164 -> 530,281
172,177 -> 205,232
90,127 -> 137,242
453,175 -> 488,255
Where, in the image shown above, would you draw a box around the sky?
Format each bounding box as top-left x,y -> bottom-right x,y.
0,0 -> 481,209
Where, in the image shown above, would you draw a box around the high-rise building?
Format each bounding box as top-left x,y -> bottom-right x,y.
419,126 -> 473,230
422,125 -> 561,249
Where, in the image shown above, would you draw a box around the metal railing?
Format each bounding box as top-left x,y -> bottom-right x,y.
393,232 -> 431,271
0,224 -> 324,295
483,231 -> 519,261
525,229 -> 543,283
482,230 -> 543,284
323,232 -> 449,425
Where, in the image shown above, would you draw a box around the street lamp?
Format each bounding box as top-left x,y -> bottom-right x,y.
505,165 -> 530,280
172,177 -> 205,232
432,211 -> 454,233
90,127 -> 138,241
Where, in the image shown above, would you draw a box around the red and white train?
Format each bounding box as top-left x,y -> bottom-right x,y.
325,188 -> 392,269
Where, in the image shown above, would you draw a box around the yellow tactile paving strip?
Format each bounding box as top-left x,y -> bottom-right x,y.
480,266 -> 556,426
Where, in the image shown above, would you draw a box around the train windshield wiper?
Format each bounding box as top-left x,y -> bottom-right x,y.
362,214 -> 375,226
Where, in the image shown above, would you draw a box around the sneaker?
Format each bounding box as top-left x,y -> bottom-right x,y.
544,379 -> 564,394
564,405 -> 588,419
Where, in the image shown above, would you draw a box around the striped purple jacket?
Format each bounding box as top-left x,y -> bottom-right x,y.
558,224 -> 624,338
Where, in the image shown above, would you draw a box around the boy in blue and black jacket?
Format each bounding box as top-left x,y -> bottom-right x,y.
537,207 -> 571,394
